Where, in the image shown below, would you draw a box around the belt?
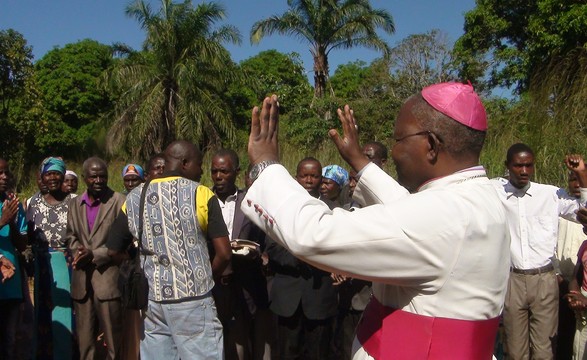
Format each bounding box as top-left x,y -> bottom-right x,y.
511,263 -> 554,275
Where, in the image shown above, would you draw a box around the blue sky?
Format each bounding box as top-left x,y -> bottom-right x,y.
2,0 -> 487,87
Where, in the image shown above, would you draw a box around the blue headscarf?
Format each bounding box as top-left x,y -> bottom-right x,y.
40,157 -> 66,175
322,165 -> 349,187
122,164 -> 145,180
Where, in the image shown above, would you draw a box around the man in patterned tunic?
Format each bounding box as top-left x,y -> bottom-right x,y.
107,140 -> 232,359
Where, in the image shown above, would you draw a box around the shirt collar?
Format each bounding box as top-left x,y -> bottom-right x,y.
214,187 -> 239,203
80,191 -> 102,206
417,166 -> 488,192
504,181 -> 533,198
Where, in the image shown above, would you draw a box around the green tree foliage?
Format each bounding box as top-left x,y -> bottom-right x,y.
329,60 -> 370,99
281,95 -> 339,149
226,50 -> 312,151
0,29 -> 34,118
472,49 -> 587,186
0,29 -> 40,186
35,39 -> 114,155
452,0 -> 587,185
522,48 -> 587,182
36,39 -> 113,129
328,31 -> 456,149
454,0 -> 587,93
330,59 -> 397,145
105,0 -> 242,159
250,0 -> 395,98
237,50 -> 311,115
235,50 -> 335,153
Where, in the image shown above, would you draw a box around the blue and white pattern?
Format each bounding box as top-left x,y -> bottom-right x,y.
126,178 -> 214,301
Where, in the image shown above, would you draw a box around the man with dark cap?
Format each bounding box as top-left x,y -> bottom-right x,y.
242,83 -> 510,359
107,140 -> 231,359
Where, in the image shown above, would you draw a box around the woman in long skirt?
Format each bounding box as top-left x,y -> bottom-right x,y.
27,157 -> 76,360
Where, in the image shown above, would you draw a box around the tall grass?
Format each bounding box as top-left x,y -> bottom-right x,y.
17,111 -> 584,200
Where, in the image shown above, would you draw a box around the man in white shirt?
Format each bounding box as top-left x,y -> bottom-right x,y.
243,82 -> 511,360
494,143 -> 587,360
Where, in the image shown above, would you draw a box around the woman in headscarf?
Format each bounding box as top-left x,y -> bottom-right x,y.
61,170 -> 78,196
118,163 -> 145,360
320,164 -> 350,206
27,157 -> 76,360
121,163 -> 145,195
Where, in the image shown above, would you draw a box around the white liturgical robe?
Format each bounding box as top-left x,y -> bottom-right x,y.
242,163 -> 510,360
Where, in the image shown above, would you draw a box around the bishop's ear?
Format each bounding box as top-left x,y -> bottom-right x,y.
426,131 -> 443,162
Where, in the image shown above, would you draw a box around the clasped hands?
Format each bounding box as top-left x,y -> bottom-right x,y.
0,195 -> 19,229
0,257 -> 16,283
72,245 -> 94,270
566,290 -> 587,310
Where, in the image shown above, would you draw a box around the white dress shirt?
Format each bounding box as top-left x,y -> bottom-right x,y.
217,190 -> 238,241
493,181 -> 587,270
242,163 -> 510,360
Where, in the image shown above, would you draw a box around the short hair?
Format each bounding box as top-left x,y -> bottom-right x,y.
164,140 -> 202,172
296,157 -> 321,173
506,143 -> 534,164
363,141 -> 388,160
569,169 -> 578,180
213,149 -> 240,171
410,94 -> 486,159
146,153 -> 164,171
82,157 -> 108,176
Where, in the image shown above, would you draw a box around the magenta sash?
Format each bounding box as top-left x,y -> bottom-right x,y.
356,297 -> 499,360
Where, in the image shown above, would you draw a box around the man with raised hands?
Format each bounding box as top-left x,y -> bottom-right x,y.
242,83 -> 510,360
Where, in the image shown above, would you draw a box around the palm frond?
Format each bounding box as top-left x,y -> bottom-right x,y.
106,0 -> 239,157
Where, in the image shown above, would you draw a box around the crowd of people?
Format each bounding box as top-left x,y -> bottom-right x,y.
0,81 -> 587,360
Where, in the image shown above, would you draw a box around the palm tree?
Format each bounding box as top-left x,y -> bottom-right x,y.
105,0 -> 241,159
251,0 -> 395,98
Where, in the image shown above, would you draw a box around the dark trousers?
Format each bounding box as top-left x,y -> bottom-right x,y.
213,279 -> 274,360
0,299 -> 21,360
333,310 -> 363,360
276,304 -> 334,360
73,292 -> 122,360
556,280 -> 575,359
213,279 -> 246,360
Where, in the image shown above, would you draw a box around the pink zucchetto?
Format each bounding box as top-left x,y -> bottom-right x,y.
421,82 -> 487,131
